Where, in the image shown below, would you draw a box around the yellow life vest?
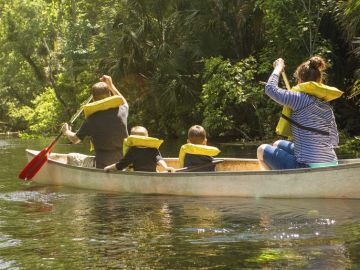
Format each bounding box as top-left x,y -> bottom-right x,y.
83,96 -> 124,119
276,82 -> 343,138
178,143 -> 220,168
123,135 -> 164,156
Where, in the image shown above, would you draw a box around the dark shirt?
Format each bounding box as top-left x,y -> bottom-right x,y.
184,154 -> 215,172
115,147 -> 163,172
76,104 -> 129,169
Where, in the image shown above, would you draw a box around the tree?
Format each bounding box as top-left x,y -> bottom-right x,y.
93,0 -> 265,136
200,56 -> 277,139
336,0 -> 360,97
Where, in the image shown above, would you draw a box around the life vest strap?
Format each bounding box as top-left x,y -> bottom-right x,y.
281,114 -> 329,136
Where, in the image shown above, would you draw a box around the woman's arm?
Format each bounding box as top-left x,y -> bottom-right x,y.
265,59 -> 312,110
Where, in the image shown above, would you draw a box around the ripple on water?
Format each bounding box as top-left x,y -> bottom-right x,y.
181,214 -> 339,245
0,235 -> 21,249
0,140 -> 10,148
0,259 -> 19,270
0,191 -> 68,204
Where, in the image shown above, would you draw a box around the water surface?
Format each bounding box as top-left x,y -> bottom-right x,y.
1,137 -> 360,269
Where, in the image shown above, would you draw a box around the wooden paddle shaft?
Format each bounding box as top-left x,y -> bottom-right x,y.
281,72 -> 291,90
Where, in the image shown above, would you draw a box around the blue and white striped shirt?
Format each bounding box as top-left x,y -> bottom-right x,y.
265,72 -> 339,164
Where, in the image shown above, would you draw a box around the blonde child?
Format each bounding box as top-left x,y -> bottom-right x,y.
104,126 -> 174,172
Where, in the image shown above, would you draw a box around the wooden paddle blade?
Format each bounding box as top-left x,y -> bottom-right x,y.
18,147 -> 50,181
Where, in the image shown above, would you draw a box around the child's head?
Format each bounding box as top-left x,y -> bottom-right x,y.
187,125 -> 207,145
91,82 -> 111,101
130,126 -> 149,137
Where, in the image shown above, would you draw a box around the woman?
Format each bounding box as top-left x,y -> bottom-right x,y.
257,56 -> 343,170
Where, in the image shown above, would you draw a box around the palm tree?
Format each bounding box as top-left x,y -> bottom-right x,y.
336,0 -> 360,97
94,0 -> 264,134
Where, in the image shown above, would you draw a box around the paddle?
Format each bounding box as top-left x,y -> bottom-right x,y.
18,96 -> 93,181
273,58 -> 291,90
175,159 -> 224,172
281,72 -> 291,90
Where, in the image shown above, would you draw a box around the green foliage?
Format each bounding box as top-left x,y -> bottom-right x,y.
339,136 -> 360,158
0,0 -> 359,141
9,88 -> 62,135
93,0 -> 265,136
200,57 -> 277,139
336,0 -> 360,100
258,0 -> 337,74
336,0 -> 360,44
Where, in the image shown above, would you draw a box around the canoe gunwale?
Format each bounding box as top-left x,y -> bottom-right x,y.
26,149 -> 360,177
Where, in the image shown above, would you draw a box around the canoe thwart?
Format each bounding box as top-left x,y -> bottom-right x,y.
175,159 -> 224,172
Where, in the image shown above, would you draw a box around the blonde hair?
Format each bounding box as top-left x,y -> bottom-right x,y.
130,126 -> 148,137
188,125 -> 207,144
294,56 -> 327,83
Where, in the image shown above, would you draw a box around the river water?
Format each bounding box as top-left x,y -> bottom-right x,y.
1,137 -> 360,269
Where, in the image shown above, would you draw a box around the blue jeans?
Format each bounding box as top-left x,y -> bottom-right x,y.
263,140 -> 307,170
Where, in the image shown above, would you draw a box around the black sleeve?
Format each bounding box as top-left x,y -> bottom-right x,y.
75,120 -> 91,141
155,149 -> 163,162
115,148 -> 135,170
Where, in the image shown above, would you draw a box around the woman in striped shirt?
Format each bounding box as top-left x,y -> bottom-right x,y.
257,56 -> 341,170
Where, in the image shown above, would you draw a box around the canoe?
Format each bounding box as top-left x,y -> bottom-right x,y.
25,149 -> 360,198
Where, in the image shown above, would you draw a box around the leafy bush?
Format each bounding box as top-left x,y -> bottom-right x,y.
9,87 -> 62,135
339,136 -> 360,158
200,56 -> 278,139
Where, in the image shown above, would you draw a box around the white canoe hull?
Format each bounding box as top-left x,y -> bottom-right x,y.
26,149 -> 360,198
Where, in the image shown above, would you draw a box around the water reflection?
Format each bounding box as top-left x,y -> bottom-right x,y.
0,138 -> 360,269
1,190 -> 360,269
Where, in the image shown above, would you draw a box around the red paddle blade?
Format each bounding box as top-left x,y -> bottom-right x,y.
18,147 -> 51,181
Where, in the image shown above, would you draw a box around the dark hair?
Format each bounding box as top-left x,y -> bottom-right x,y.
130,126 -> 148,136
188,125 -> 206,144
294,56 -> 326,83
91,82 -> 110,101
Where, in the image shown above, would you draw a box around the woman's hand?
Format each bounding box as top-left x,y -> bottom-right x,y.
273,58 -> 285,75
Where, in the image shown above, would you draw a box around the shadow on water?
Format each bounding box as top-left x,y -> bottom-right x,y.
0,137 -> 360,269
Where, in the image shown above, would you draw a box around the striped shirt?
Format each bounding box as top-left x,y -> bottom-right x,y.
265,72 -> 339,164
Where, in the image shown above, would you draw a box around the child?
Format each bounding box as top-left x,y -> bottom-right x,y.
104,126 -> 174,172
178,125 -> 220,172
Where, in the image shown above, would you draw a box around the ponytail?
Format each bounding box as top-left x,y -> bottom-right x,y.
294,56 -> 326,83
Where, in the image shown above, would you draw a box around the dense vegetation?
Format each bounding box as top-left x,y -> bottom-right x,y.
0,0 -> 359,141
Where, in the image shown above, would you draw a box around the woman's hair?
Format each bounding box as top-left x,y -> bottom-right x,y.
188,125 -> 206,144
294,56 -> 326,83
